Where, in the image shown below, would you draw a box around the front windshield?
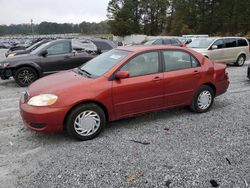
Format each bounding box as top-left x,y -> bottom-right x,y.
26,41 -> 42,51
79,49 -> 130,77
30,42 -> 51,55
187,38 -> 215,48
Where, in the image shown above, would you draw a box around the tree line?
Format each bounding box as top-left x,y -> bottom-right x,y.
1,0 -> 250,37
0,21 -> 110,36
107,0 -> 250,36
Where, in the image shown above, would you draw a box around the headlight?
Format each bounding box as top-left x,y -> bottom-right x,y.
28,94 -> 58,107
0,62 -> 10,68
8,53 -> 16,57
3,62 -> 10,67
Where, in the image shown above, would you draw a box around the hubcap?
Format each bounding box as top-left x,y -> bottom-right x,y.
238,57 -> 245,66
74,110 -> 100,136
197,91 -> 212,110
18,70 -> 36,85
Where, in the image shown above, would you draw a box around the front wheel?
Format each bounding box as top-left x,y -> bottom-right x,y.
65,103 -> 106,141
14,67 -> 38,87
235,54 -> 245,66
190,85 -> 214,113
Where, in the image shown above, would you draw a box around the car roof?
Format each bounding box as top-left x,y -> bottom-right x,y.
117,45 -> 187,53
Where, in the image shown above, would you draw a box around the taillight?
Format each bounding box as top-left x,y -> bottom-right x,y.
225,69 -> 229,79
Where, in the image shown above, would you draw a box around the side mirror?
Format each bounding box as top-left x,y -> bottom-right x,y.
40,50 -> 48,57
115,71 -> 129,80
211,45 -> 218,50
72,50 -> 77,56
97,48 -> 102,54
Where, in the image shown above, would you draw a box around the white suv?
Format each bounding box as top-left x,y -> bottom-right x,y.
188,37 -> 250,66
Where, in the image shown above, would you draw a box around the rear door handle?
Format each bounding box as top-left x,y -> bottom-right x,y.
152,76 -> 162,81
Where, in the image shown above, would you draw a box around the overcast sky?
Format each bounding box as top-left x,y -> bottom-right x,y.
0,0 -> 110,25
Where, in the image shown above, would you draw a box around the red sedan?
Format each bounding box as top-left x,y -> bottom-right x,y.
20,46 -> 229,140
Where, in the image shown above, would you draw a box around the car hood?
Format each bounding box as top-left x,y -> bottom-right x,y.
28,70 -> 94,96
4,54 -> 38,63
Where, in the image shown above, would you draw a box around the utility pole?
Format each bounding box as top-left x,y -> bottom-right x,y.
31,19 -> 34,39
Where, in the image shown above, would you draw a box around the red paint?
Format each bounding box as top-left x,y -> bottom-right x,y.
19,45 -> 229,132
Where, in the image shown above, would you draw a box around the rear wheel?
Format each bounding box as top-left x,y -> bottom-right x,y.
235,54 -> 245,66
14,67 -> 38,87
190,85 -> 214,113
65,103 -> 106,141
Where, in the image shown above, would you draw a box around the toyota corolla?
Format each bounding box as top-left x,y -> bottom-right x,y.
20,46 -> 229,140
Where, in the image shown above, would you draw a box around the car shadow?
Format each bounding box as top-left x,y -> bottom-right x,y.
106,107 -> 190,131
0,78 -> 19,88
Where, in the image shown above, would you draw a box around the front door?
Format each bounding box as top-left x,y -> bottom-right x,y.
112,51 -> 164,119
40,41 -> 73,73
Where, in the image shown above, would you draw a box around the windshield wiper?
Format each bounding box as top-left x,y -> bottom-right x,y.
77,68 -> 92,77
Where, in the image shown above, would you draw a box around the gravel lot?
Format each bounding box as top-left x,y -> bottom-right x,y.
0,60 -> 249,188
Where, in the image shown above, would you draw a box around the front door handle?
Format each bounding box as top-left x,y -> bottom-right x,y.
193,70 -> 200,77
64,55 -> 71,59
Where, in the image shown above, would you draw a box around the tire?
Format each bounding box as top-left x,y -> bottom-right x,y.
235,54 -> 245,66
65,103 -> 106,141
14,67 -> 38,87
190,85 -> 214,113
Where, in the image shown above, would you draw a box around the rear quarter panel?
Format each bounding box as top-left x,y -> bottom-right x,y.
212,62 -> 229,96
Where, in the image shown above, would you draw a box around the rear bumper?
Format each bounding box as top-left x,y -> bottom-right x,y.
215,79 -> 230,96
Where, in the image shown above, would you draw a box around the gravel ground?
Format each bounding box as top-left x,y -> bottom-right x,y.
0,61 -> 249,188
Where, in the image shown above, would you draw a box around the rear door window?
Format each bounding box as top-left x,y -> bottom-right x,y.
153,39 -> 163,45
171,39 -> 181,45
163,39 -> 172,45
224,38 -> 237,48
163,50 -> 200,72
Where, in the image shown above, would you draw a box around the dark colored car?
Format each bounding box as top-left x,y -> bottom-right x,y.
5,39 -> 51,57
0,39 -> 95,86
20,45 -> 229,141
91,38 -> 117,53
144,38 -> 183,46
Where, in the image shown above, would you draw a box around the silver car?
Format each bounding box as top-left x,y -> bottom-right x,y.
188,37 -> 250,66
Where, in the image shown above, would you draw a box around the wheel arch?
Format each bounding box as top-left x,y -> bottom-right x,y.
63,100 -> 109,130
12,62 -> 42,77
202,82 -> 216,95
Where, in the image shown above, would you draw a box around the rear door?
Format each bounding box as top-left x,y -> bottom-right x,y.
112,51 -> 164,119
162,50 -> 202,107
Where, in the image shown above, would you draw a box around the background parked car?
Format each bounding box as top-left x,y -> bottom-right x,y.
90,38 -> 117,54
187,37 -> 250,66
73,39 -> 98,53
144,37 -> 184,46
5,39 -> 52,57
0,39 -> 95,86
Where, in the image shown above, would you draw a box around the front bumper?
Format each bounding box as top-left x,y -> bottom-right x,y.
19,97 -> 69,132
0,68 -> 12,79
